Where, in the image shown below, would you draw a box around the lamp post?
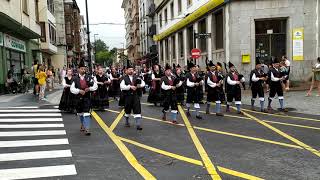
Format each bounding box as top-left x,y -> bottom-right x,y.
85,0 -> 92,73
94,34 -> 99,64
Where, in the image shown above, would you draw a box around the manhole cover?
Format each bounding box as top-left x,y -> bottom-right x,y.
140,154 -> 175,167
192,173 -> 212,180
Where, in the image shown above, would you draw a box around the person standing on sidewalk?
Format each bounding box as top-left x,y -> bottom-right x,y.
120,64 -> 145,130
46,67 -> 53,92
59,67 -> 66,85
32,60 -> 39,96
306,57 -> 320,96
36,65 -> 47,101
70,62 -> 98,136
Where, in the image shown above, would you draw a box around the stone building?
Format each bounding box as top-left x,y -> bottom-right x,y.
154,0 -> 320,81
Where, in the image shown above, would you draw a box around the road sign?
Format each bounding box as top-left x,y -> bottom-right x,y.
191,48 -> 201,59
195,33 -> 211,39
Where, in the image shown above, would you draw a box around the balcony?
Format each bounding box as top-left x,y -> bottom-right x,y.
126,39 -> 133,49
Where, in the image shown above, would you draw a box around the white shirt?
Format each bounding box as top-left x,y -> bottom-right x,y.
251,73 -> 260,82
227,72 -> 245,85
62,76 -> 72,88
207,71 -> 217,88
70,74 -> 98,95
120,75 -> 145,91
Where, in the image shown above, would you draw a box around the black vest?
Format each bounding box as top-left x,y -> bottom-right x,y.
73,74 -> 94,90
64,76 -> 73,85
250,69 -> 266,86
122,75 -> 141,95
161,76 -> 177,92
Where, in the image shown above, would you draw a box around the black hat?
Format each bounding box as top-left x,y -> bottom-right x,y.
208,61 -> 215,67
127,62 -> 134,69
176,64 -> 181,68
165,63 -> 171,71
78,61 -> 86,68
228,62 -> 235,68
187,61 -> 196,70
272,57 -> 280,64
217,62 -> 222,67
173,63 -> 176,69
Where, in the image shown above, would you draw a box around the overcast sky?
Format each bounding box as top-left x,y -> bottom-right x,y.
76,0 -> 126,49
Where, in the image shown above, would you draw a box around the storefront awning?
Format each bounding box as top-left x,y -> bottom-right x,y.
153,0 -> 225,42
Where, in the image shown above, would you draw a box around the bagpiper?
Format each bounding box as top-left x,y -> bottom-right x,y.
267,57 -> 288,112
120,64 -> 145,130
226,62 -> 245,114
174,64 -> 185,105
185,61 -> 204,119
70,62 -> 98,136
161,64 -> 182,124
147,64 -> 163,106
250,59 -> 267,112
109,67 -> 122,101
205,61 -> 224,116
92,66 -> 111,111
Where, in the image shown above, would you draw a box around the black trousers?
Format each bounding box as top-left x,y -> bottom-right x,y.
251,84 -> 264,98
124,94 -> 141,115
227,86 -> 241,102
269,82 -> 283,98
162,92 -> 178,112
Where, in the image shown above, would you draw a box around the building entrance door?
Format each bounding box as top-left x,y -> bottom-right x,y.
255,19 -> 287,65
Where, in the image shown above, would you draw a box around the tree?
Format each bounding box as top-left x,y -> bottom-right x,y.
94,39 -> 117,66
94,39 -> 108,52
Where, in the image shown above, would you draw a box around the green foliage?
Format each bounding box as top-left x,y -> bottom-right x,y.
94,39 -> 116,66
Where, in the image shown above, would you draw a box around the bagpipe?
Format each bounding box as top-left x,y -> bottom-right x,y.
223,62 -> 246,90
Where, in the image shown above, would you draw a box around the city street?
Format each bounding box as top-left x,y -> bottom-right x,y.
0,93 -> 319,179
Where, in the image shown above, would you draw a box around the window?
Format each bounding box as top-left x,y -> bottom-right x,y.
170,2 -> 174,19
215,11 -> 224,49
49,23 -> 56,45
35,0 -> 39,22
178,0 -> 182,14
165,39 -> 169,61
47,0 -> 54,14
40,22 -> 46,42
178,31 -> 184,57
164,9 -> 168,24
160,41 -> 164,63
159,14 -> 162,27
199,18 -> 207,52
22,0 -> 28,14
187,26 -> 194,53
187,0 -> 193,7
172,36 -> 176,59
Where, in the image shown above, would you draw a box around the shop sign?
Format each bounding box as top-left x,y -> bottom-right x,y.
0,32 -> 3,46
292,28 -> 304,61
4,33 -> 26,52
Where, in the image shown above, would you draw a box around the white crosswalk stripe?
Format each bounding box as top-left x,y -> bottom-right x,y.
0,107 -> 77,179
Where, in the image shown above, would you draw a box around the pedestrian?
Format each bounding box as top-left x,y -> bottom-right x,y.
46,67 -> 53,92
185,61 -> 204,119
196,65 -> 205,104
118,67 -> 127,107
22,68 -> 32,93
36,65 -> 47,101
109,67 -> 121,100
59,68 -> 75,112
147,64 -> 163,106
306,57 -> 320,96
225,62 -> 245,114
32,60 -> 39,95
205,61 -> 224,116
120,64 -> 145,130
281,56 -> 291,91
70,62 -> 98,136
250,60 -> 267,112
174,64 -> 185,105
267,57 -> 288,112
92,65 -> 111,111
59,67 -> 66,85
161,64 -> 181,124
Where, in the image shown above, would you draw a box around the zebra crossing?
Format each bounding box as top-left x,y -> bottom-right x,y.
0,107 -> 77,180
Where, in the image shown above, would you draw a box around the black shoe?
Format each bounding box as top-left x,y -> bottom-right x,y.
196,115 -> 202,119
186,111 -> 191,117
137,126 -> 143,131
237,111 -> 244,115
172,120 -> 178,124
85,129 -> 91,136
280,108 -> 288,112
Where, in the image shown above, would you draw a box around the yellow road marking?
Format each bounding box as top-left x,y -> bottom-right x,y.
119,136 -> 264,180
186,108 -> 320,131
236,109 -> 320,158
178,105 -> 222,180
110,110 -> 125,131
91,111 -> 156,179
105,109 -> 303,150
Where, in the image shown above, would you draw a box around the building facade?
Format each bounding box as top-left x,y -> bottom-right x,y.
64,0 -> 81,68
122,0 -> 142,63
80,16 -> 88,62
154,0 -> 320,81
52,0 -> 67,70
39,0 -> 58,68
0,0 -> 41,93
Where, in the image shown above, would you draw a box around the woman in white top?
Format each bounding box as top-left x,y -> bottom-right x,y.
306,57 -> 320,96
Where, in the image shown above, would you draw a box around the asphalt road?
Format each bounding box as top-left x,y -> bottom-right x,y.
0,94 -> 319,179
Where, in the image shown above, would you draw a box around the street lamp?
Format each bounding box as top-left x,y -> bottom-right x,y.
94,34 -> 99,64
85,0 -> 92,73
